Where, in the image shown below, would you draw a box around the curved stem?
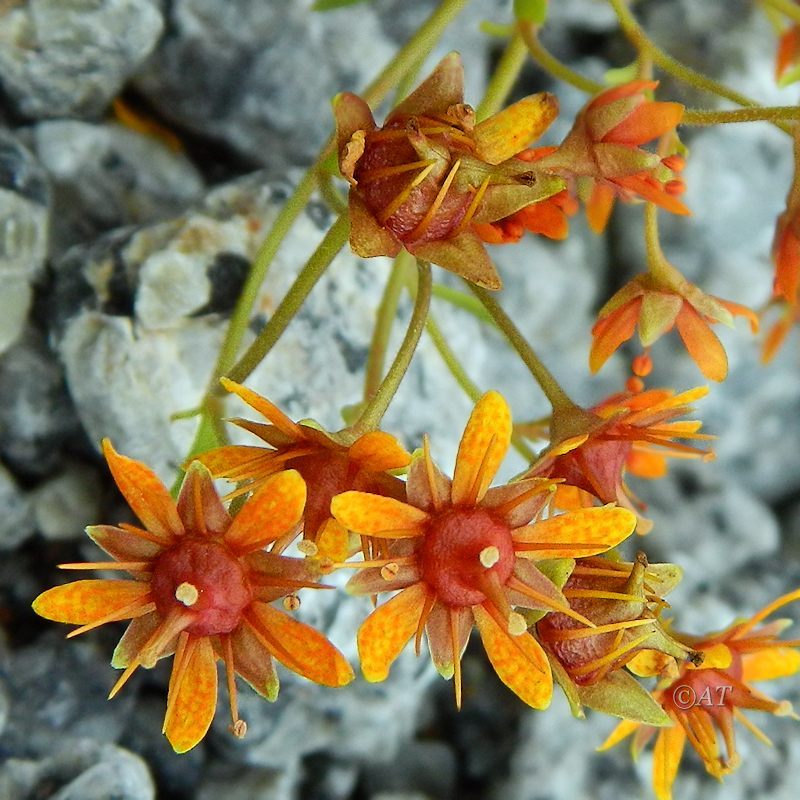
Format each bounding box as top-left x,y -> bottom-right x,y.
363,250 -> 414,400
225,214 -> 350,385
468,283 -> 577,412
352,260 -> 432,434
607,0 -> 792,134
518,21 -> 604,94
683,106 -> 800,125
476,28 -> 529,121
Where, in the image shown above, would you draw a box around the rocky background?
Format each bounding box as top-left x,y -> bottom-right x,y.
1,1 -> 799,798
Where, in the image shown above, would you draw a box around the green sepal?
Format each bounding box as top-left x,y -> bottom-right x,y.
547,651 -> 585,718
513,0 -> 549,24
576,670 -> 671,726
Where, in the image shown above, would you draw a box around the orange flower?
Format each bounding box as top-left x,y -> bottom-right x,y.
330,392 -> 637,708
334,53 -> 564,289
534,81 -> 689,233
590,268 -> 758,382
776,22 -> 800,86
195,378 -> 410,561
537,553 -> 693,687
528,386 -> 714,533
473,149 -> 579,243
33,441 -> 353,753
600,588 -> 800,800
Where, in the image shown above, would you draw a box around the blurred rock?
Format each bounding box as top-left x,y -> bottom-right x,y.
23,120 -> 204,256
0,0 -> 163,120
32,462 -> 103,541
0,327 -> 80,479
0,131 -> 49,354
0,462 -> 34,551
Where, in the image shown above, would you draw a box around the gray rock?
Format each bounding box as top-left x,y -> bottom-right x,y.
0,326 -> 80,478
0,0 -> 164,119
0,461 -> 34,550
32,461 -> 103,541
196,764 -> 299,800
23,120 -> 205,256
0,131 -> 49,354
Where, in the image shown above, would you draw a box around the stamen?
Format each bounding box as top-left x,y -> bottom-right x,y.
193,476 -> 207,536
450,609 -> 463,710
509,578 -> 596,628
221,634 -> 246,738
175,582 -> 199,607
407,158 -> 462,241
283,595 -> 301,611
297,540 -> 319,557
480,546 -> 500,568
423,435 -> 443,511
67,600 -> 156,639
358,159 -> 434,183
492,482 -> 552,519
464,433 -> 497,507
380,562 -> 400,580
569,632 -> 652,677
59,561 -> 151,572
563,589 -> 643,602
542,617 -> 653,642
732,708 -> 772,746
513,541 -> 602,552
378,162 -> 437,224
453,175 -> 491,235
735,588 -> 800,637
414,591 -> 436,656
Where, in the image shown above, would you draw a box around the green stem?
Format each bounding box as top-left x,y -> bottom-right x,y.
225,214 -> 350,385
468,283 -> 577,412
363,250 -> 414,400
352,260 -> 432,434
643,203 -> 682,285
317,167 -> 348,213
518,21 -> 604,94
683,106 -> 800,125
476,29 -> 529,121
607,0 -> 792,133
763,0 -> 800,25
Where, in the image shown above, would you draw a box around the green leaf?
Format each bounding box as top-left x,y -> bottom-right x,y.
313,0 -> 370,11
577,670 -> 672,726
513,0 -> 548,24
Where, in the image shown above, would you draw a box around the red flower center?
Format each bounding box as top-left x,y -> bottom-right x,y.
419,507 -> 514,607
151,538 -> 252,636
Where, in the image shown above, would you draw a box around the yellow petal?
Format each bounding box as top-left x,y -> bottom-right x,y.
224,470 -> 306,552
627,650 -> 676,678
473,604 -> 552,709
474,93 -> 559,164
597,718 -> 641,751
247,602 -> 354,687
220,379 -> 305,440
357,583 -> 429,682
451,391 -> 512,506
331,491 -> 428,536
33,580 -> 151,625
513,506 -> 637,559
742,647 -> 800,682
696,642 -> 732,669
652,724 -> 686,800
316,518 -> 351,563
164,636 -> 218,753
348,431 -> 411,472
102,439 -> 182,540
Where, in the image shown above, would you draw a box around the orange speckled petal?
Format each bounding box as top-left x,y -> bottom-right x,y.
474,93 -> 559,165
247,602 -> 354,687
627,650 -> 676,678
473,604 -> 552,709
357,582 -> 429,682
741,647 -> 800,682
674,305 -> 728,382
225,470 -> 306,553
652,723 -> 686,800
585,181 -> 616,234
597,718 -> 641,751
33,580 -> 151,625
192,445 -> 274,480
626,449 -> 668,479
348,431 -> 411,472
102,439 -> 182,540
220,379 -> 305,440
177,461 -> 231,536
164,635 -> 218,754
331,492 -> 428,536
602,101 -> 684,146
451,391 -> 512,506
513,506 -> 637,559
